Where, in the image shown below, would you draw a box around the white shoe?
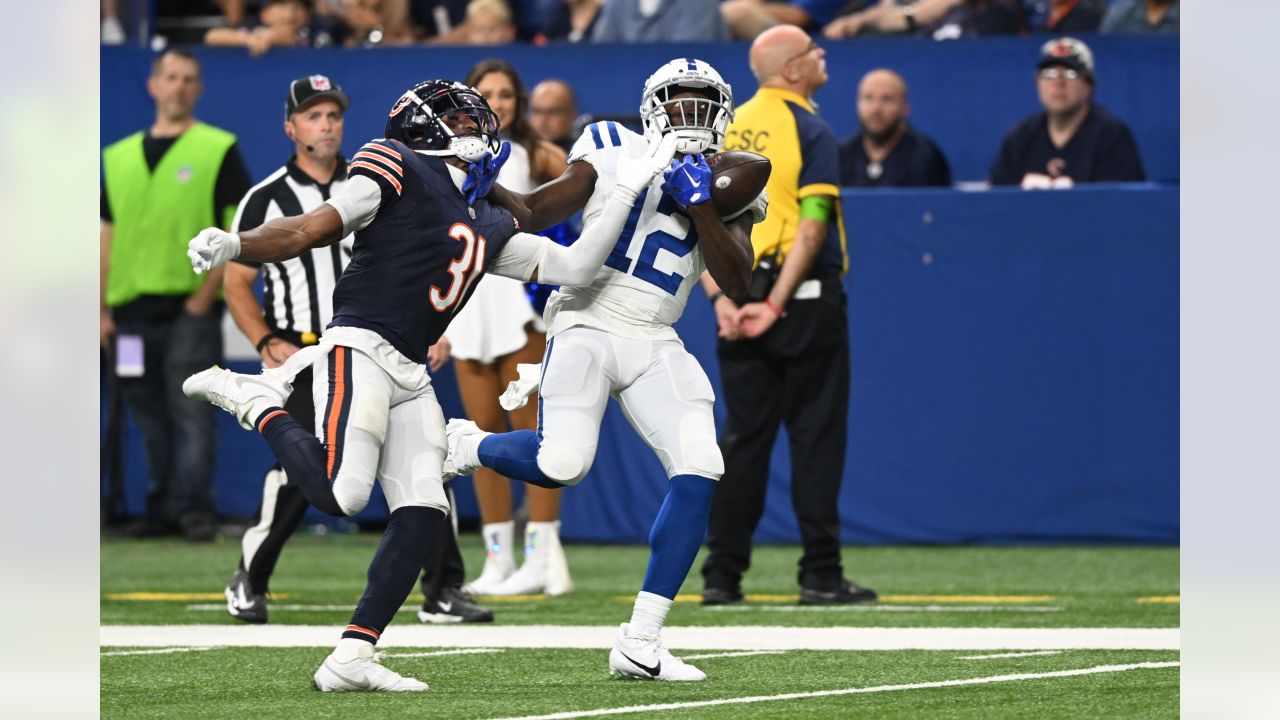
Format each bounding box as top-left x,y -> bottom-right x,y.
183,366 -> 292,431
462,521 -> 516,595
313,645 -> 428,692
488,521 -> 574,596
442,418 -> 490,480
608,623 -> 706,682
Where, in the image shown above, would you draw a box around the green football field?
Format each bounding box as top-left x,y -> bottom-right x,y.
101,533 -> 1179,718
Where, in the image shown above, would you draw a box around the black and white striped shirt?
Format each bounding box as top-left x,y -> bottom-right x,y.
231,157 -> 353,337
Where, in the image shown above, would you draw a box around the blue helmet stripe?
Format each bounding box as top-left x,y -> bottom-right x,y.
686,58 -> 697,71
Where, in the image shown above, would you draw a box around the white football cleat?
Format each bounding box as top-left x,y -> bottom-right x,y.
313,645 -> 428,692
182,366 -> 292,431
442,418 -> 490,480
608,623 -> 706,682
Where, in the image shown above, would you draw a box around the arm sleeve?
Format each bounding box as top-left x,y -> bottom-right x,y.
795,112 -> 841,199
214,142 -> 253,228
325,174 -> 384,236
349,141 -> 407,209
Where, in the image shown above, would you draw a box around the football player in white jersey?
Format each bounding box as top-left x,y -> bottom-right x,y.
445,58 -> 764,682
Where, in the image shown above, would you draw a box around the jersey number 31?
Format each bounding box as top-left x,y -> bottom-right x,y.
432,223 -> 487,312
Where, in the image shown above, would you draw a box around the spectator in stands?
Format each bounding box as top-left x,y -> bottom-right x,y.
839,69 -> 950,187
100,49 -> 252,540
592,0 -> 728,42
990,37 -> 1145,188
823,0 -> 1025,40
462,0 -> 517,44
529,79 -> 580,153
205,0 -> 348,55
380,0 -> 468,42
1101,0 -> 1177,34
721,0 -> 848,41
533,0 -> 601,44
1028,0 -> 1102,33
446,59 -> 573,597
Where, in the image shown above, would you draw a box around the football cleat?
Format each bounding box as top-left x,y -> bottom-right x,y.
799,578 -> 878,606
608,623 -> 706,682
700,586 -> 744,606
417,586 -> 494,624
313,645 -> 428,692
442,418 -> 489,480
182,366 -> 292,431
224,568 -> 267,624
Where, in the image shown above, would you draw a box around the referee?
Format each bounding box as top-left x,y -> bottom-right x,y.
222,75 -> 491,625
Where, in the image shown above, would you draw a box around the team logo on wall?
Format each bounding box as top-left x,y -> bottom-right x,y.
389,92 -> 416,118
309,75 -> 333,91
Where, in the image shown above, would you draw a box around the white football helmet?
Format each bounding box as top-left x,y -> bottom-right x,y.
640,58 -> 734,155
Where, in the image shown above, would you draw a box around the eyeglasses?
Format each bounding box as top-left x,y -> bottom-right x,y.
784,41 -> 820,65
1038,67 -> 1081,81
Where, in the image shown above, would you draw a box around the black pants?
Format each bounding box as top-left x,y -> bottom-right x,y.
702,279 -> 851,592
114,300 -> 223,524
241,366 -> 466,596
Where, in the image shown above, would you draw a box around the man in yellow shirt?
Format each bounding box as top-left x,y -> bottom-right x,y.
699,24 -> 876,606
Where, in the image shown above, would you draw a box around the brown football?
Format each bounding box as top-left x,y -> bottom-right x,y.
707,151 -> 771,218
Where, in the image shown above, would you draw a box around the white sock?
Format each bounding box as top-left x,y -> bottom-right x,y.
628,591 -> 673,639
334,637 -> 373,663
482,521 -> 515,558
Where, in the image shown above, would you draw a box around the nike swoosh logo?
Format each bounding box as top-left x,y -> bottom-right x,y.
682,168 -> 701,187
620,650 -> 660,678
438,601 -> 453,612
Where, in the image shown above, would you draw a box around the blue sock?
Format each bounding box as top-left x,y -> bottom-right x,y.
641,474 -> 717,599
477,431 -> 563,489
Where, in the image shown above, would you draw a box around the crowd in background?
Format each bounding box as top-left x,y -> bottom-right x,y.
102,0 -> 1177,50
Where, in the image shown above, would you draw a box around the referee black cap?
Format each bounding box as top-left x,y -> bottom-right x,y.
286,74 -> 349,119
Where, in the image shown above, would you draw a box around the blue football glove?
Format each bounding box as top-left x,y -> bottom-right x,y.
661,153 -> 712,207
462,141 -> 511,206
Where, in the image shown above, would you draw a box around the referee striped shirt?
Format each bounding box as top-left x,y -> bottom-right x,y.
231,157 -> 353,337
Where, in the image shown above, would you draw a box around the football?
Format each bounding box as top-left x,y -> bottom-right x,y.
707,151 -> 771,218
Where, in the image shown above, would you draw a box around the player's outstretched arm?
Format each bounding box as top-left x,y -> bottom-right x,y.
487,160 -> 598,232
187,205 -> 345,273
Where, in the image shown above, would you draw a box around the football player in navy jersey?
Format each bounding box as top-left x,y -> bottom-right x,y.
181,79 -> 678,692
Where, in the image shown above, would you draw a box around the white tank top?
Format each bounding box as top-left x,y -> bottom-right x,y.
446,140 -> 546,362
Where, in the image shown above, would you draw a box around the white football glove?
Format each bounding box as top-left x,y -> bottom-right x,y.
499,362 -> 542,411
187,227 -> 242,274
614,132 -> 679,199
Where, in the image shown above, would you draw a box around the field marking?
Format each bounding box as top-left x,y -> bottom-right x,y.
101,625 -> 1180,651
106,592 -> 291,602
100,647 -> 218,657
638,594 -> 1059,604
487,662 -> 1180,720
1137,596 -> 1180,604
681,650 -> 787,660
382,649 -> 504,658
703,605 -> 1062,614
958,651 -> 1065,660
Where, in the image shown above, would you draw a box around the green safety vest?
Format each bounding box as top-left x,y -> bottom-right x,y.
102,122 -> 237,307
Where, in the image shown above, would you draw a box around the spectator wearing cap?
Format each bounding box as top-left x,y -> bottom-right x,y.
989,37 -> 1145,189
205,0 -> 348,56
100,49 -> 253,540
1101,0 -> 1177,34
838,69 -> 951,187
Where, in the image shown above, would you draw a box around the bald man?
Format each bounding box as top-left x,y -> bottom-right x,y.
699,25 -> 878,607
838,69 -> 951,187
528,79 -> 578,153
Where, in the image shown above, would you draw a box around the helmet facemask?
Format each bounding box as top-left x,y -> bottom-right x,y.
641,63 -> 733,155
391,82 -> 501,162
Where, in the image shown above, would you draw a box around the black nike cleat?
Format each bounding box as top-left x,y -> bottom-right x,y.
225,568 -> 268,624
701,586 -> 744,606
799,578 -> 878,605
417,586 -> 494,624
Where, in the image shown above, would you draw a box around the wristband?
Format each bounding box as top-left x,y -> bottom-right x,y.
709,290 -> 725,304
255,333 -> 280,353
765,298 -> 786,318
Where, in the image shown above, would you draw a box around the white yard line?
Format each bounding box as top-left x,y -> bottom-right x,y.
101,625 -> 1179,651
959,650 -> 1065,660
382,648 -> 504,658
681,650 -> 787,660
486,662 -> 1181,720
702,605 -> 1063,614
100,646 -> 218,657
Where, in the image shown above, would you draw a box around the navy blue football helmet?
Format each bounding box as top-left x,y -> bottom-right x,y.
385,80 -> 501,162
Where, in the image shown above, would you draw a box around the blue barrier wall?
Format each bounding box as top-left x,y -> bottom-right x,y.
102,186 -> 1179,545
101,35 -> 1178,183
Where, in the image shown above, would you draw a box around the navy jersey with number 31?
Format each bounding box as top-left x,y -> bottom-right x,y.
329,139 -> 519,363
